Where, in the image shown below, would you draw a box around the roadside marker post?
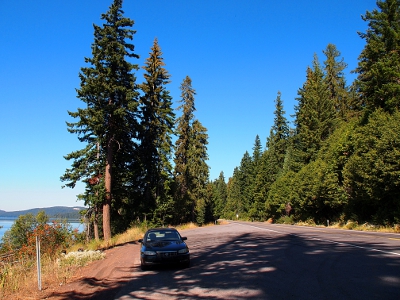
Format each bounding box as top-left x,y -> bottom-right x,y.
36,235 -> 42,291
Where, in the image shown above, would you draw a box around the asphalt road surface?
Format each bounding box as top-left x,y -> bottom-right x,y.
115,221 -> 400,300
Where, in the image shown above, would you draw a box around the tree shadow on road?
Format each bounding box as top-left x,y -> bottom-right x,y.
48,224 -> 400,299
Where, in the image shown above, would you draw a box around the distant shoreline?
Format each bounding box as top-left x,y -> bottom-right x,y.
0,216 -> 82,222
0,206 -> 86,220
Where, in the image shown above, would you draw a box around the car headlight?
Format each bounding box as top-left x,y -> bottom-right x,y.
143,251 -> 156,255
178,248 -> 189,254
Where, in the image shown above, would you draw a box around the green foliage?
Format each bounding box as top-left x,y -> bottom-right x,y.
138,38 -> 175,224
1,214 -> 37,251
323,44 -> 353,119
250,93 -> 290,221
174,76 -> 210,224
343,109 -> 400,223
61,0 -> 140,239
189,120 -> 210,225
265,170 -> 297,220
355,0 -> 400,113
221,1 -> 400,227
211,172 -> 227,219
174,76 -> 196,222
56,0 -> 400,232
21,221 -> 74,259
294,55 -> 336,165
275,215 -> 295,225
0,212 -> 74,259
224,168 -> 242,219
293,159 -> 347,223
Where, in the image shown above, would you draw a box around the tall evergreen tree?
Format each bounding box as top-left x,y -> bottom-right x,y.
189,119 -> 210,224
234,151 -> 253,218
252,92 -> 290,220
343,110 -> 400,224
61,0 -> 139,240
267,91 -> 290,167
212,171 -> 227,219
174,76 -> 195,221
355,0 -> 400,113
294,55 -> 336,165
323,44 -> 352,119
174,76 -> 210,223
138,38 -> 175,223
252,135 -> 263,170
225,168 -> 242,219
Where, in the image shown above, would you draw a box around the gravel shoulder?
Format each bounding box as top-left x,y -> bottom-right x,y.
43,242 -> 141,300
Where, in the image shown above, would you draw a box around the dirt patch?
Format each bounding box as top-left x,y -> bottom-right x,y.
37,242 -> 140,300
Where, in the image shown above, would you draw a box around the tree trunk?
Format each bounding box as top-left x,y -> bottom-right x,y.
103,140 -> 113,241
94,207 -> 99,241
94,142 -> 100,241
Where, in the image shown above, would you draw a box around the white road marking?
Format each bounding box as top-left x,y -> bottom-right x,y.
234,222 -> 400,257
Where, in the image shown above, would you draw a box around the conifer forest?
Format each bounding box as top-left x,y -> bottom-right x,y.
62,0 -> 400,240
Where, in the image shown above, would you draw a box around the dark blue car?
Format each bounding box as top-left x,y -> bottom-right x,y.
138,228 -> 190,270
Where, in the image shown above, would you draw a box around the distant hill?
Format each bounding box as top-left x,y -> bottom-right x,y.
0,206 -> 86,220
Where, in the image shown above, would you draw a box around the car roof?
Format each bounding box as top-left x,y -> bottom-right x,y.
146,228 -> 177,233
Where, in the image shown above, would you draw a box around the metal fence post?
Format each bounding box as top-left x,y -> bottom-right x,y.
36,235 -> 41,291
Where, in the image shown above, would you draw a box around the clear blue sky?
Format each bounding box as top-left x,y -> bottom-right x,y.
0,0 -> 377,211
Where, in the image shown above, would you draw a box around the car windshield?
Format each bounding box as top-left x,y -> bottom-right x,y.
146,230 -> 180,242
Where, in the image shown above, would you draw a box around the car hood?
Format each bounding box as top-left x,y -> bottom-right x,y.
144,240 -> 186,250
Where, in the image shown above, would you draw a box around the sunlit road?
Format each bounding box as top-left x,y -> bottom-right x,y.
115,221 -> 400,299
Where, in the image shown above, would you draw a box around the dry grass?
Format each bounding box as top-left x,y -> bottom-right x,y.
0,226 -> 145,299
0,223 -> 208,298
329,221 -> 400,233
218,219 -> 230,225
0,254 -> 85,300
176,222 -> 198,230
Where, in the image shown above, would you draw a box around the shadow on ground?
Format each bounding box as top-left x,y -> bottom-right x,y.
49,224 -> 400,299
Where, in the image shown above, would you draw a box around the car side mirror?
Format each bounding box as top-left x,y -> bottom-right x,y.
138,239 -> 143,243
181,237 -> 187,240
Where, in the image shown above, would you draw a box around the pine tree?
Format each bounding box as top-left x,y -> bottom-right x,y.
323,44 -> 352,119
235,151 -> 253,218
267,91 -> 290,167
138,38 -> 175,223
61,0 -> 139,240
294,55 -> 336,165
190,119 -> 210,224
173,77 -> 209,224
212,171 -> 227,219
225,168 -> 242,219
252,92 -> 290,220
174,76 -> 197,222
343,110 -> 400,224
355,0 -> 400,113
252,135 -> 263,170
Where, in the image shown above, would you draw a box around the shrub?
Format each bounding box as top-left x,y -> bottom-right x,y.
19,221 -> 73,259
58,250 -> 105,267
276,215 -> 295,225
344,221 -> 358,230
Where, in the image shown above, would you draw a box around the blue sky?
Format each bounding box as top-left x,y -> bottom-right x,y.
0,0 -> 377,211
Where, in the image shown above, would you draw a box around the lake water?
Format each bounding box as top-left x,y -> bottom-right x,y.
0,218 -> 85,241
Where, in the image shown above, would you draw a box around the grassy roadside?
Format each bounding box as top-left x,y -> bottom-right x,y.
258,215 -> 399,233
0,222 -> 203,299
2,219 -> 396,299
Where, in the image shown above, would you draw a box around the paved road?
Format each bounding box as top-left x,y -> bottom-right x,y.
115,221 -> 400,299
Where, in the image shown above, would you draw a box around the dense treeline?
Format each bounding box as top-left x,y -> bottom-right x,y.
61,0 -> 210,240
62,0 -> 400,241
213,0 -> 400,226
